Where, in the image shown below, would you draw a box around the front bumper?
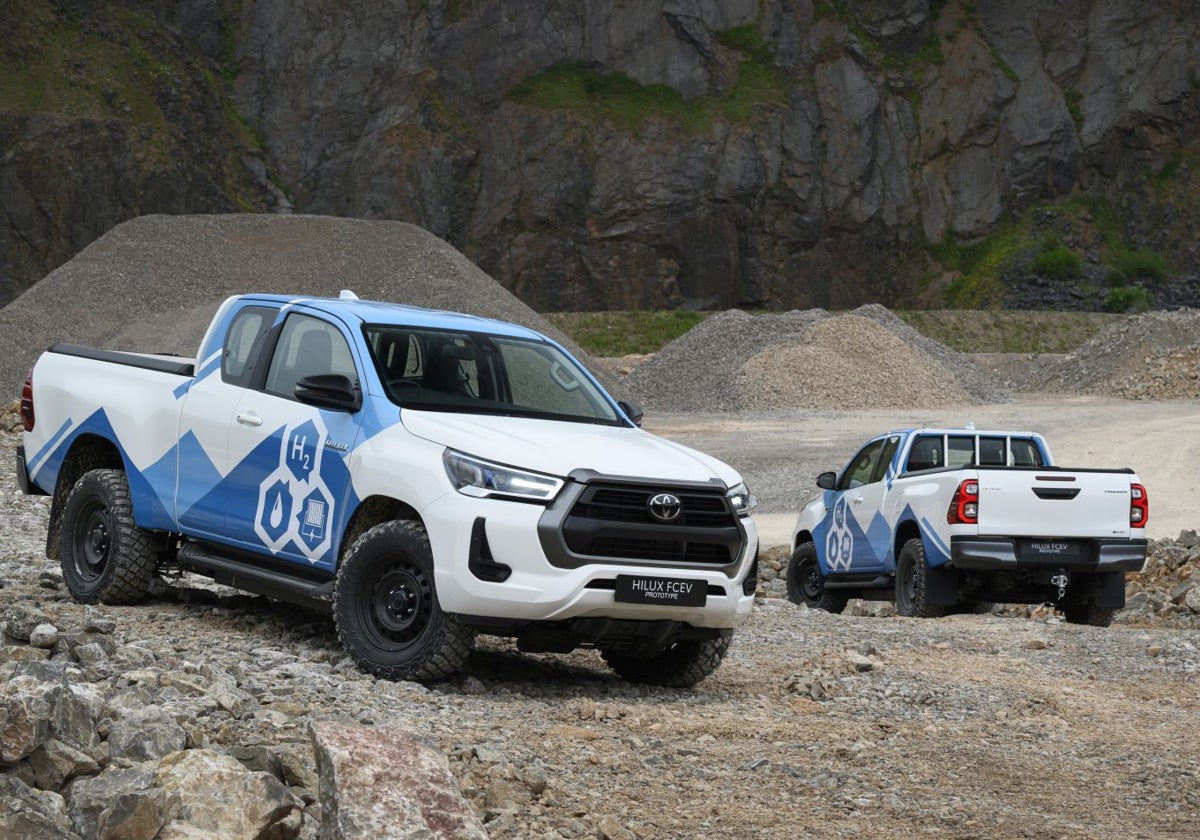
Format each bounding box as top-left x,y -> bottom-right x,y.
951,536 -> 1147,572
422,485 -> 758,629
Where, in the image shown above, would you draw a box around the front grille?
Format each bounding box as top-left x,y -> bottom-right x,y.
588,537 -> 731,564
572,486 -> 734,527
557,482 -> 742,567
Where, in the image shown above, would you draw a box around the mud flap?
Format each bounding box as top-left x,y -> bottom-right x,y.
1087,571 -> 1127,609
925,563 -> 960,605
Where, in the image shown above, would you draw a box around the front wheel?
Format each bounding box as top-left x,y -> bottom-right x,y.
60,469 -> 157,605
894,538 -> 945,618
786,542 -> 848,613
601,635 -> 731,687
333,520 -> 474,682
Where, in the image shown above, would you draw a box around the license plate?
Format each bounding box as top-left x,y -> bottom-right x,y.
614,575 -> 706,607
1022,540 -> 1082,559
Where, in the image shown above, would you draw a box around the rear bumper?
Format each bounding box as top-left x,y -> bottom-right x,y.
14,445 -> 45,496
951,536 -> 1147,572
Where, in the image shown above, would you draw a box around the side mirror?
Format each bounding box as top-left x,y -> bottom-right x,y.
295,374 -> 362,412
617,399 -> 644,427
816,471 -> 836,490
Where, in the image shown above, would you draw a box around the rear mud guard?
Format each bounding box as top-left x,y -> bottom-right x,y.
924,562 -> 960,606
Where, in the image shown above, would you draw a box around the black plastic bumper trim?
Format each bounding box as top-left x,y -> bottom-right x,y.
16,445 -> 45,496
950,536 -> 1147,572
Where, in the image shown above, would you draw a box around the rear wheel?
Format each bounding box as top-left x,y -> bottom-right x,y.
786,542 -> 848,613
895,538 -> 945,618
601,635 -> 731,687
1063,603 -> 1116,627
60,469 -> 157,605
334,520 -> 474,681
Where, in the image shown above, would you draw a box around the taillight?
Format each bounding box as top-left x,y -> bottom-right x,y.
947,479 -> 979,524
1130,483 -> 1149,529
19,367 -> 35,432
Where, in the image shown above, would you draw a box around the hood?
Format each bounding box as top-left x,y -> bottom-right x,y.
400,411 -> 741,487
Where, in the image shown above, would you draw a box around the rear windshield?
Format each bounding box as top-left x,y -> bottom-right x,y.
363,326 -> 623,425
905,434 -> 1044,471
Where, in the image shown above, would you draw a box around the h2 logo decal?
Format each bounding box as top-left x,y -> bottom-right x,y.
254,418 -> 334,562
825,496 -> 854,571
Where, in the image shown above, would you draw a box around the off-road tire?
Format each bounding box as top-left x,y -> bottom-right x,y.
333,520 -> 474,681
786,542 -> 849,613
895,538 -> 945,618
601,634 -> 732,688
59,468 -> 157,605
1063,603 -> 1117,627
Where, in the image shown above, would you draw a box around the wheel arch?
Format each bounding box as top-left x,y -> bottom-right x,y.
337,495 -> 423,568
47,434 -> 125,559
892,518 -> 923,572
794,529 -> 814,552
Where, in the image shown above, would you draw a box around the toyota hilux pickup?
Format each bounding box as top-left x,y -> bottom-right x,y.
16,292 -> 758,684
787,428 -> 1148,625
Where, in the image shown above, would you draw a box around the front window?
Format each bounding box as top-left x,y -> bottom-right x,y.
364,326 -> 622,425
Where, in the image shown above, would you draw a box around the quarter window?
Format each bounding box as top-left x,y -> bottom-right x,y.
839,439 -> 886,490
221,306 -> 277,387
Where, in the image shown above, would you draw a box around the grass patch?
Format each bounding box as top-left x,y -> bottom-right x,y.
545,311 -> 712,356
547,309 -> 1121,356
930,227 -> 1025,307
509,30 -> 786,133
1103,286 -> 1153,314
1032,246 -> 1082,280
1065,88 -> 1083,131
1111,248 -> 1167,282
509,63 -> 707,134
896,310 -> 1122,353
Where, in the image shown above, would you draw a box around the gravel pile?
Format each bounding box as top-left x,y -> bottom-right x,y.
0,214 -> 598,399
1040,308 -> 1200,396
625,306 -> 1007,412
735,316 -> 972,410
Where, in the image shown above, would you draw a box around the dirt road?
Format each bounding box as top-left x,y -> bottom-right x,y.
644,395 -> 1200,547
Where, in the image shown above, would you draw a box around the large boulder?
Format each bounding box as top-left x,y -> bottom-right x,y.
310,718 -> 486,840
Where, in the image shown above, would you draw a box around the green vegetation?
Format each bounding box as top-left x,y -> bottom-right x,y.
1111,248 -> 1167,282
1103,286 -> 1153,314
1032,246 -> 1082,280
1065,89 -> 1083,131
545,311 -> 711,356
509,25 -> 787,133
926,196 -> 1173,310
896,310 -> 1121,353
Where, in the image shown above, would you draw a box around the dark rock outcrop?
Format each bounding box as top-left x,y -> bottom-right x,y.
2,1 -> 1198,310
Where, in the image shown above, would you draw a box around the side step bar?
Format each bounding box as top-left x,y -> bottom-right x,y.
177,542 -> 335,612
824,575 -> 892,590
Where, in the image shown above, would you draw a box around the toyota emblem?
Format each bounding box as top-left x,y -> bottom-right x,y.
648,492 -> 683,522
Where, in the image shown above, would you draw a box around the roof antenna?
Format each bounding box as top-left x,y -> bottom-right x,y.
339,289 -> 359,300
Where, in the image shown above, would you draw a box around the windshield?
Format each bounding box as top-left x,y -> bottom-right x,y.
363,325 -> 623,425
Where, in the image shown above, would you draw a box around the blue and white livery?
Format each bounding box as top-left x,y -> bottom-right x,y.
787,428 -> 1148,625
17,293 -> 758,685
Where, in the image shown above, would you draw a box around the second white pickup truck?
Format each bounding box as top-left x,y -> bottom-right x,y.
788,428 -> 1148,625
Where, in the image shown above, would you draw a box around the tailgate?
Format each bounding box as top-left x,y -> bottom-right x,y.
975,470 -> 1133,539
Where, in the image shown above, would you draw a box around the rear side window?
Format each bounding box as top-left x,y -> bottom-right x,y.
905,434 -> 1046,471
222,306 -> 277,387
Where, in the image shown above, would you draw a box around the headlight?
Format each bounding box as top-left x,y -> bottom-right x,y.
443,449 -> 564,502
727,482 -> 757,517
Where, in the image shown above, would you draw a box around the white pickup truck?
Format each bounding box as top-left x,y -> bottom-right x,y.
787,428 -> 1148,625
17,292 -> 758,685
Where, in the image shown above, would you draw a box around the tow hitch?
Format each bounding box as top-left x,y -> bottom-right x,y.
1050,572 -> 1070,601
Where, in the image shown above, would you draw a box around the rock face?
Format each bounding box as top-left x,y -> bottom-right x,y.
2,1 -> 1199,309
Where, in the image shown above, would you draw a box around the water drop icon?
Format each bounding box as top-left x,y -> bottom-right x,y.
269,493 -> 283,529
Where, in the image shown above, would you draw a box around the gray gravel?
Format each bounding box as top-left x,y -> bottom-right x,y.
625,306 -> 1007,412
0,214 -> 600,399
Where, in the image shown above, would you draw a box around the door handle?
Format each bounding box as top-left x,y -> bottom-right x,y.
235,412 -> 263,427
